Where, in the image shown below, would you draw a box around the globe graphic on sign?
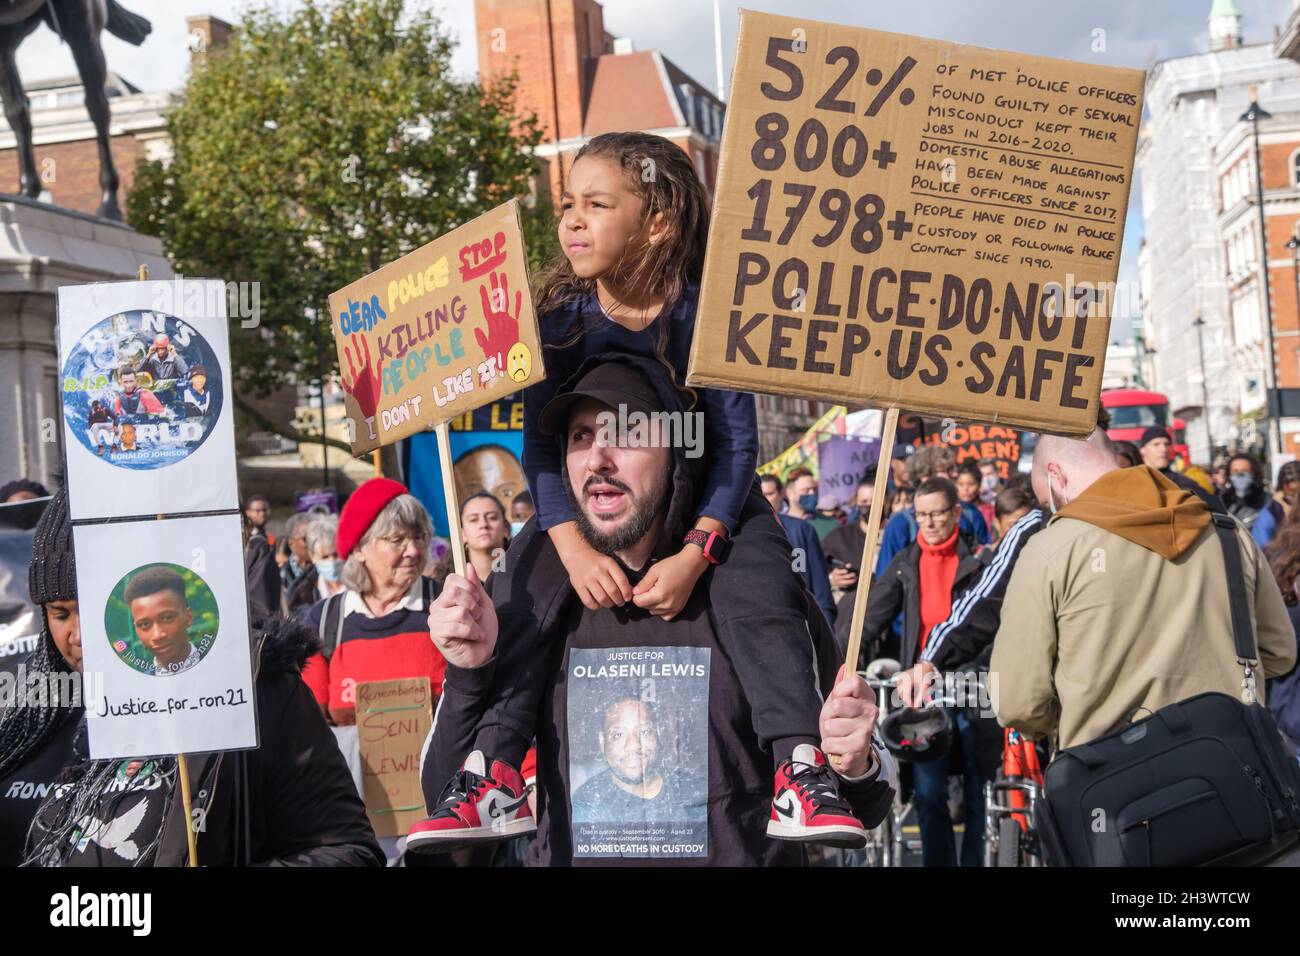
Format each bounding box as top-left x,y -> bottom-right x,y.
61,310 -> 223,471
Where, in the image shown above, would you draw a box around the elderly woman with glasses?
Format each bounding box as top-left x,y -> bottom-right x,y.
301,480 -> 446,846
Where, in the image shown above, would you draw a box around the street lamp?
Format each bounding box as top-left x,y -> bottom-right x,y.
1288,227 -> 1300,456
314,313 -> 330,491
1242,86 -> 1281,457
1193,315 -> 1215,458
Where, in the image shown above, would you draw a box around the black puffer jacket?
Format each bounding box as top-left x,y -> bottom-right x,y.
21,616 -> 383,867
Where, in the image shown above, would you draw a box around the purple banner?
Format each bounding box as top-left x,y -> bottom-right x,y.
817,437 -> 881,509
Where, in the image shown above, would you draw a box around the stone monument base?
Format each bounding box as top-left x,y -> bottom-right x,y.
0,196 -> 172,490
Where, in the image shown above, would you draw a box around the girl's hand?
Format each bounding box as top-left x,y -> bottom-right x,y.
632,546 -> 709,620
555,533 -> 633,609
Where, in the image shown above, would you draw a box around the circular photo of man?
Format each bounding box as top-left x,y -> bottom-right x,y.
61,310 -> 224,470
104,563 -> 220,676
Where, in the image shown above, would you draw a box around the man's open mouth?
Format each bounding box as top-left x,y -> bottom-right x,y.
585,481 -> 630,515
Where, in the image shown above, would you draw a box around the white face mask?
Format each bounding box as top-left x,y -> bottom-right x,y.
1047,471 -> 1065,515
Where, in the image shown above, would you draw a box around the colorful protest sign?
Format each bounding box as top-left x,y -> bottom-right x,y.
757,406 -> 885,481
328,200 -> 544,455
356,677 -> 434,839
73,513 -> 255,759
296,488 -> 338,514
688,11 -> 1144,437
758,404 -> 847,479
57,280 -> 238,520
817,436 -> 882,507
919,418 -> 1024,479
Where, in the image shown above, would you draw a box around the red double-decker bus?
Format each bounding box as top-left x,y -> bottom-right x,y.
1101,389 -> 1190,462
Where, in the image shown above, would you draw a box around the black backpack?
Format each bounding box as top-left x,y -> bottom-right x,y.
1036,512 -> 1300,866
316,577 -> 439,659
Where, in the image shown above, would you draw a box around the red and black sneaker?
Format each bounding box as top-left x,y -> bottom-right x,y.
406,750 -> 535,854
766,744 -> 869,848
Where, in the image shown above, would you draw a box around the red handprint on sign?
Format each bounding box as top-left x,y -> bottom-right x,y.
475,271 -> 521,362
341,333 -> 382,421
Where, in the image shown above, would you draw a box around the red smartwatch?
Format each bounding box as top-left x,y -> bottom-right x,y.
684,529 -> 731,565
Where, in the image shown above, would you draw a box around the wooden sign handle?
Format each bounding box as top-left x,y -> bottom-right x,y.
177,752 -> 198,867
435,421 -> 466,578
839,407 -> 900,682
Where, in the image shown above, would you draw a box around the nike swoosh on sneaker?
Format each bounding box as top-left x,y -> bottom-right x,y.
483,792 -> 528,819
773,792 -> 799,820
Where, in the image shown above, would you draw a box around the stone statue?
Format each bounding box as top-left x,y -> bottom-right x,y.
0,0 -> 151,221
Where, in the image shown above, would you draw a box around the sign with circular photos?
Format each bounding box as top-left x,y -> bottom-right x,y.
57,280 -> 238,521
73,513 -> 257,760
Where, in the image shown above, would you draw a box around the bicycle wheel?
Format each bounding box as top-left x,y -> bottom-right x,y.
996,817 -> 1022,867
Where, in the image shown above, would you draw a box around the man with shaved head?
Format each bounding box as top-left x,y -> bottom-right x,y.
990,426 -> 1295,751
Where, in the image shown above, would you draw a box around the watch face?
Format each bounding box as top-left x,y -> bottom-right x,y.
703,532 -> 728,563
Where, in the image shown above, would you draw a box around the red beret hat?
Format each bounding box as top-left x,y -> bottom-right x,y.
337,477 -> 409,559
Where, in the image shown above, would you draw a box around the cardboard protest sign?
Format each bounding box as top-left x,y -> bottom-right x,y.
688,11 -> 1144,437
57,280 -> 238,520
817,436 -> 882,507
356,677 -> 434,839
73,513 -> 255,759
328,200 -> 544,455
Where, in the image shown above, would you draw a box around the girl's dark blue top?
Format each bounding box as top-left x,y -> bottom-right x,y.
522,283 -> 758,533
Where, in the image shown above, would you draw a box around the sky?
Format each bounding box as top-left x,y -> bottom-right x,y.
15,0 -> 1299,342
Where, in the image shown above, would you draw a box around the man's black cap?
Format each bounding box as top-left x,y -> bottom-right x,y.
538,358 -> 665,436
1138,426 -> 1171,449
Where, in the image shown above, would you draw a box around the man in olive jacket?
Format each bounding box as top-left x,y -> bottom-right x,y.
991,428 -> 1296,751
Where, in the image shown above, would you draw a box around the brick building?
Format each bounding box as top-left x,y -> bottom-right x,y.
1215,106 -> 1300,456
475,0 -> 725,200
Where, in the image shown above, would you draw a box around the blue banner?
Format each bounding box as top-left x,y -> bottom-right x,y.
402,394 -> 526,538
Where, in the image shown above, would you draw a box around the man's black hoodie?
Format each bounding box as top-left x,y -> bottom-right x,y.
421,354 -> 893,866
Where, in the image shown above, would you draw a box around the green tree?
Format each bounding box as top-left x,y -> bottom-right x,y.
128,0 -> 549,447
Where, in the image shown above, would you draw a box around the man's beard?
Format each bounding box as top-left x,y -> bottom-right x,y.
564,468 -> 670,557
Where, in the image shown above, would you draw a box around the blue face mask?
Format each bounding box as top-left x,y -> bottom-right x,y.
510,521 -> 525,537
798,493 -> 818,512
316,558 -> 343,583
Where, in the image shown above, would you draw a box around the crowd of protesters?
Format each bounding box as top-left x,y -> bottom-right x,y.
1,126 -> 1299,871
